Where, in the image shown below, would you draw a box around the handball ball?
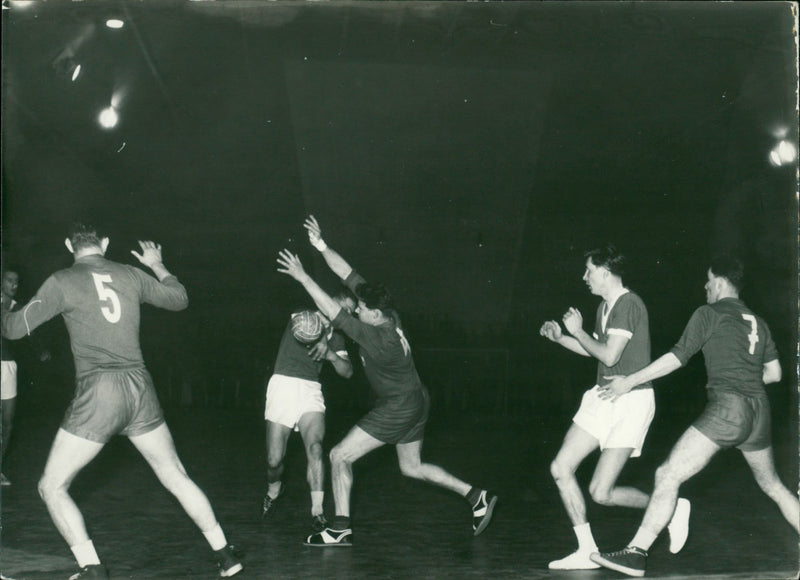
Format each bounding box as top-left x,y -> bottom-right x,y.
291,310 -> 324,344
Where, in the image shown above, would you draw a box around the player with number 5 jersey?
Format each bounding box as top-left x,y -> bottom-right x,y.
1,223 -> 243,579
589,255 -> 799,578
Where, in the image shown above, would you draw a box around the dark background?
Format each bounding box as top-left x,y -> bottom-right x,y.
2,0 -> 798,468
1,2 -> 798,578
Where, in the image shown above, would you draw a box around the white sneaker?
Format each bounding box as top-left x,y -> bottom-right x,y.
667,498 -> 691,554
548,549 -> 601,570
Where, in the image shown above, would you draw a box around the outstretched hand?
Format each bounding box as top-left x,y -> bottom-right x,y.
304,215 -> 326,250
276,249 -> 307,281
131,241 -> 164,269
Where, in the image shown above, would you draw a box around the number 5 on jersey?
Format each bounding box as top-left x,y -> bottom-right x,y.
92,273 -> 122,323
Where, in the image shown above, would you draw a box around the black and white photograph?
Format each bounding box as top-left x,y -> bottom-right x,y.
1,1 -> 798,579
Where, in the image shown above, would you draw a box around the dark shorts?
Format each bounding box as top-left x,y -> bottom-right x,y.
693,389 -> 771,452
358,387 -> 430,445
62,368 -> 165,443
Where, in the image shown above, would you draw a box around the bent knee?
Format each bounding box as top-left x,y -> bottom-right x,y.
588,484 -> 615,506
306,441 -> 323,462
550,458 -> 574,482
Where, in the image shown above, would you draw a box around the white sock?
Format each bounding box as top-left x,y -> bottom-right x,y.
630,526 -> 658,551
70,540 -> 101,568
311,491 -> 324,515
202,523 -> 227,551
268,481 -> 282,499
574,522 -> 597,552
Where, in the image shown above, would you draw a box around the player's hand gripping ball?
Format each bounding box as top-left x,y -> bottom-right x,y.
291,310 -> 324,344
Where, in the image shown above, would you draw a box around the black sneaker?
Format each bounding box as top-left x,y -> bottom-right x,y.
303,527 -> 353,547
214,544 -> 243,578
311,514 -> 328,533
261,482 -> 286,517
68,564 -> 108,580
471,490 -> 498,536
590,546 -> 647,577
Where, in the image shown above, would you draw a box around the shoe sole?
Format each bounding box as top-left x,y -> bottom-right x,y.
473,495 -> 498,536
668,498 -> 691,554
589,554 -> 645,578
302,540 -> 352,548
220,563 -> 243,577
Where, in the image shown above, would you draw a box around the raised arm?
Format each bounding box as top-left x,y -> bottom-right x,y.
131,240 -> 188,311
562,307 -> 628,367
277,249 -> 342,322
304,215 -> 354,281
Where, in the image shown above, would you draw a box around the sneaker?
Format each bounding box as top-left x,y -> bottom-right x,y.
667,498 -> 691,554
68,564 -> 109,580
261,482 -> 286,517
311,514 -> 328,533
214,544 -> 243,578
0,473 -> 10,486
590,546 -> 647,577
548,550 -> 600,570
303,527 -> 353,547
471,490 -> 498,536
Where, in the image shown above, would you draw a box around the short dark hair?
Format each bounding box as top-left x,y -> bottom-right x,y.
355,282 -> 395,315
585,244 -> 626,279
68,222 -> 104,252
709,254 -> 744,291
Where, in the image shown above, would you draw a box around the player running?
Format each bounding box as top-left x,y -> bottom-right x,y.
591,255 -> 799,577
539,245 -> 689,570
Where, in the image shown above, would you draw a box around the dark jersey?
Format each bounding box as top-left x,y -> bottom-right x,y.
1,254 -> 187,379
332,270 -> 422,398
670,298 -> 778,397
273,311 -> 348,382
592,291 -> 652,388
1,299 -> 18,362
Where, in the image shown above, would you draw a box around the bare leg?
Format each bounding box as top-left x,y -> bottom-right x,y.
265,420 -> 292,486
550,423 -> 600,526
638,427 -> 719,541
298,412 -> 325,493
395,439 -> 471,496
128,423 -> 218,533
741,446 -> 800,534
329,426 -> 384,517
589,447 -> 649,509
37,429 -> 105,546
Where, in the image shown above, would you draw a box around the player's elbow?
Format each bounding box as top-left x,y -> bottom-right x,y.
339,365 -> 354,379
601,352 -> 622,368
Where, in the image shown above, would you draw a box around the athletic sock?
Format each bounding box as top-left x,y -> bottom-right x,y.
311,491 -> 324,516
268,481 -> 282,499
466,485 -> 482,507
630,526 -> 658,552
202,523 -> 228,551
70,540 -> 101,568
574,522 -> 598,552
331,515 -> 351,530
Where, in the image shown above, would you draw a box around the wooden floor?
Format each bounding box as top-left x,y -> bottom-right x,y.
1,403 -> 797,579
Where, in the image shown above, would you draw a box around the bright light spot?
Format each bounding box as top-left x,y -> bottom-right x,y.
71,64 -> 81,81
769,139 -> 798,167
777,140 -> 797,163
106,19 -> 124,29
98,107 -> 119,129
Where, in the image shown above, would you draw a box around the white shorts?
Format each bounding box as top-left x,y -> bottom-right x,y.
1,360 -> 18,400
572,384 -> 655,458
264,374 -> 325,431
